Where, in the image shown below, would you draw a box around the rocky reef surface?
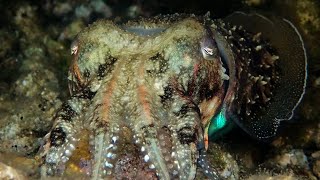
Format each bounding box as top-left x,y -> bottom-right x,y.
0,0 -> 319,179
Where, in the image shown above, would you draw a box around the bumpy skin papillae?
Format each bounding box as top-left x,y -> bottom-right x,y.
40,15 -> 226,180
39,13 -> 306,180
220,12 -> 307,139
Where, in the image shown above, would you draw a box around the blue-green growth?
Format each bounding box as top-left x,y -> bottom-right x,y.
208,110 -> 227,136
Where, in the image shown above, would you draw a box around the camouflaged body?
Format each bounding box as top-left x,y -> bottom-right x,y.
39,13 -> 307,180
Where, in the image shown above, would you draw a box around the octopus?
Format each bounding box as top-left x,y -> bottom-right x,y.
38,12 -> 307,179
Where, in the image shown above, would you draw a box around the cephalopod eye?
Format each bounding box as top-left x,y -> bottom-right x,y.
70,39 -> 79,55
200,28 -> 220,60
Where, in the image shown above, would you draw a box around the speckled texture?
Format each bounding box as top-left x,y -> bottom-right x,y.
39,16 -> 227,179
36,12 -> 306,179
0,5 -> 64,156
0,0 -> 318,179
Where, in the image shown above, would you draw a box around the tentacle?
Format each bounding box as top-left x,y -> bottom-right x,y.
136,128 -> 171,179
197,149 -> 221,180
39,93 -> 91,176
169,130 -> 198,180
155,127 -> 181,178
132,124 -> 198,180
89,123 -> 160,179
42,123 -> 79,175
90,125 -> 120,179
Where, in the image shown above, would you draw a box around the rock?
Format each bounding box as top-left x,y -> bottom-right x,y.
196,143 -> 239,180
0,162 -> 26,180
311,151 -> 320,178
248,172 -> 300,180
313,160 -> 320,178
274,149 -> 309,169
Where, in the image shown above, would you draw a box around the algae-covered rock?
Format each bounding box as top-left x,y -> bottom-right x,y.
196,143 -> 239,180
0,162 -> 26,180
0,5 -> 66,155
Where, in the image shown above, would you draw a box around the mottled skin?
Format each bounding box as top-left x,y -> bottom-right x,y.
39,13 -> 307,179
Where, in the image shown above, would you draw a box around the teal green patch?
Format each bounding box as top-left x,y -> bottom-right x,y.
208,110 -> 227,136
